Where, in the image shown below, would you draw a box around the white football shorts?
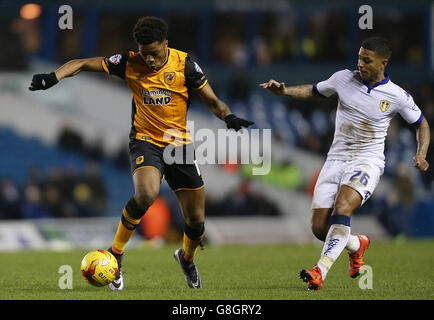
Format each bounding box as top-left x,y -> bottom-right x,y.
311,158 -> 384,209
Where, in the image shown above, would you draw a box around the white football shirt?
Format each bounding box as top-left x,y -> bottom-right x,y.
314,69 -> 423,168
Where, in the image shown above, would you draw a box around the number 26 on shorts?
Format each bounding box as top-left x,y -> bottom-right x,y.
350,170 -> 370,187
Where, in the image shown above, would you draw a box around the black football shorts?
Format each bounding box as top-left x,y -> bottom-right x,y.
129,139 -> 204,192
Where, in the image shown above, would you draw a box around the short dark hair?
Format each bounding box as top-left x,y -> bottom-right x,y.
361,36 -> 392,59
133,16 -> 168,45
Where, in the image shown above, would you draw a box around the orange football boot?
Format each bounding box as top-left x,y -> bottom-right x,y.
299,265 -> 323,290
348,235 -> 370,278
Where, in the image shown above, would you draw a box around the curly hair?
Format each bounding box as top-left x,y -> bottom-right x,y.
132,16 -> 168,45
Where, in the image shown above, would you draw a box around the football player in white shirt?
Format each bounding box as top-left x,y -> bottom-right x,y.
260,37 -> 430,290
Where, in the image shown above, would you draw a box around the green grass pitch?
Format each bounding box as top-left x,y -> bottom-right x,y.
1,239 -> 433,300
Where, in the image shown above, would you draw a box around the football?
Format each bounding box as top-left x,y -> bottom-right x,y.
80,250 -> 118,287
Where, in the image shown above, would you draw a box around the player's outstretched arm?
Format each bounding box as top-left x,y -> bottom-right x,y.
259,79 -> 315,99
197,82 -> 254,131
29,57 -> 104,91
413,117 -> 430,172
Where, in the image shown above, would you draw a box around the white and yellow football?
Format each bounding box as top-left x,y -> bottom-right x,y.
80,250 -> 118,287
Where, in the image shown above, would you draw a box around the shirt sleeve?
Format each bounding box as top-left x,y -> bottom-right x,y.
397,91 -> 423,125
185,55 -> 208,90
314,70 -> 344,98
102,53 -> 128,80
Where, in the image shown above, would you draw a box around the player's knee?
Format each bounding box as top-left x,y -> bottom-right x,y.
334,198 -> 355,216
134,187 -> 158,210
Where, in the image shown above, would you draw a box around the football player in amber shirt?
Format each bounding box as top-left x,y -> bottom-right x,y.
30,16 -> 253,290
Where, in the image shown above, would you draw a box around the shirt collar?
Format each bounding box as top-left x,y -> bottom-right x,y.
360,72 -> 390,93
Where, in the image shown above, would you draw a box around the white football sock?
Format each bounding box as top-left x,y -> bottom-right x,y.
317,215 -> 351,279
345,235 -> 360,253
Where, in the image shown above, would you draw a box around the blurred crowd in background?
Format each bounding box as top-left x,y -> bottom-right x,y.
1,1 -> 433,238
0,139 -> 108,220
0,3 -> 428,71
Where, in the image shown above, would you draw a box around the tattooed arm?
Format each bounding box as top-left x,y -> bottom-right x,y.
259,80 -> 317,99
413,117 -> 430,172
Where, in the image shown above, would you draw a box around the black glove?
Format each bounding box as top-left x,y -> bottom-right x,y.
29,72 -> 59,91
224,114 -> 254,131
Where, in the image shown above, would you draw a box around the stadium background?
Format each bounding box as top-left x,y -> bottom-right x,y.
1,0 -> 433,252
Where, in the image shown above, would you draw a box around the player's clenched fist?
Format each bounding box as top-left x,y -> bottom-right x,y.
224,114 -> 254,132
29,72 -> 59,91
259,79 -> 286,96
413,154 -> 429,172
